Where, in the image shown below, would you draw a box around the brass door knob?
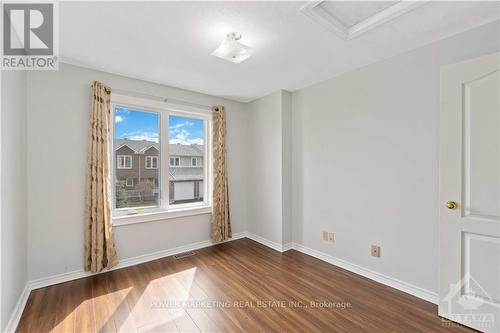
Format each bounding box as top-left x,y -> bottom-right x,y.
446,201 -> 458,209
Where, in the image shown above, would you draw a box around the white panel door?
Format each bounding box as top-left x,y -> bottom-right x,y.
439,52 -> 500,333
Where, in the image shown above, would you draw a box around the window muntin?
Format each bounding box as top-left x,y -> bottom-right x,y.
145,156 -> 158,169
117,155 -> 132,169
114,107 -> 160,210
111,97 -> 211,220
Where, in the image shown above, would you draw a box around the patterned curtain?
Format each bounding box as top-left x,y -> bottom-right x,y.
211,106 -> 232,241
84,81 -> 118,272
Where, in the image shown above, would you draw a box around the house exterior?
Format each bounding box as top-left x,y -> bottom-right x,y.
115,139 -> 204,208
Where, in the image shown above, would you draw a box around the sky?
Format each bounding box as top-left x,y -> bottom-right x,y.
114,107 -> 204,145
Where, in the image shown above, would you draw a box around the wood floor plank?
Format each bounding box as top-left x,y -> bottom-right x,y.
105,269 -> 138,333
52,282 -> 76,333
92,274 -> 118,332
73,278 -> 96,333
16,238 -> 475,333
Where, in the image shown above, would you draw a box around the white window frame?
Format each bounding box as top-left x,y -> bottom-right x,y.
117,155 -> 132,169
145,156 -> 158,169
110,93 -> 212,226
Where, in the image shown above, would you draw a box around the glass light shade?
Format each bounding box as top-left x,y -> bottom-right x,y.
211,37 -> 251,64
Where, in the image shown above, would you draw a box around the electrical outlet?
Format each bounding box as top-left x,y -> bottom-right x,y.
371,245 -> 381,257
323,231 -> 329,241
328,232 -> 334,242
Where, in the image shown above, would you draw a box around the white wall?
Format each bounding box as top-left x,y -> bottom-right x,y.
291,20 -> 500,294
281,91 -> 292,245
26,63 -> 248,280
1,71 -> 28,330
247,90 -> 291,246
247,91 -> 283,244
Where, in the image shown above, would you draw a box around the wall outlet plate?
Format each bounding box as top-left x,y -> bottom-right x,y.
328,232 -> 334,242
371,245 -> 381,257
323,231 -> 329,241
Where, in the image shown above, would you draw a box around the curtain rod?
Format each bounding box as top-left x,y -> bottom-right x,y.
112,88 -> 213,110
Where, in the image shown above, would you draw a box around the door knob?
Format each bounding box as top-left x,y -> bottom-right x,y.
446,201 -> 458,209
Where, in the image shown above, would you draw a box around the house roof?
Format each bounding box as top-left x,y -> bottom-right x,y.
115,139 -> 204,181
170,143 -> 204,157
169,167 -> 203,181
115,139 -> 203,156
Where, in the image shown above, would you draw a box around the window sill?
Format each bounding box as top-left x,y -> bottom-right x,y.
112,205 -> 212,227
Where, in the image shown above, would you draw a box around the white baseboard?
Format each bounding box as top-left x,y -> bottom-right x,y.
3,284 -> 30,333
246,232 -> 287,252
291,243 -> 438,304
282,242 -> 294,252
242,234 -> 437,304
6,232 -> 246,333
29,231 -> 246,290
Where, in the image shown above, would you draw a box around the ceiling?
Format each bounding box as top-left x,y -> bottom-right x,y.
60,1 -> 500,102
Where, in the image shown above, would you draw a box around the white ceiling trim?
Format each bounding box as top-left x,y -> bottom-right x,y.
300,0 -> 429,40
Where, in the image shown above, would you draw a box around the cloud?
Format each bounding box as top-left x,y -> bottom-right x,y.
170,138 -> 204,145
115,115 -> 124,123
169,121 -> 194,130
121,132 -> 159,143
169,128 -> 204,145
119,128 -> 203,145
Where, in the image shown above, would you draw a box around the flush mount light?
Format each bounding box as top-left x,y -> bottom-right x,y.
211,32 -> 251,64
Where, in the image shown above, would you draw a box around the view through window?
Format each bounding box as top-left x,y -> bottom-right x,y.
168,114 -> 205,205
114,107 -> 160,209
113,106 -> 206,210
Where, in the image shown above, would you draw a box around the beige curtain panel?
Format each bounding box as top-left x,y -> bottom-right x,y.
211,106 -> 232,241
84,81 -> 118,272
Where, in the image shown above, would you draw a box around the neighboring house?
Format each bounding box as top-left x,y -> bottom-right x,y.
115,139 -> 204,207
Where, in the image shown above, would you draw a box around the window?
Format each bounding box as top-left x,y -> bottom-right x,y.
114,107 -> 160,210
117,155 -> 132,169
111,95 -> 211,223
169,157 -> 180,166
191,157 -> 201,167
169,115 -> 205,206
145,156 -> 158,169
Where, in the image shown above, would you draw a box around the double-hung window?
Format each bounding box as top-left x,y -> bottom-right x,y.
169,157 -> 180,166
111,94 -> 212,224
145,156 -> 158,169
117,155 -> 132,169
191,157 -> 201,167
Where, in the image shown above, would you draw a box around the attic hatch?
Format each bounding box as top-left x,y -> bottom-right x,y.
300,0 -> 427,40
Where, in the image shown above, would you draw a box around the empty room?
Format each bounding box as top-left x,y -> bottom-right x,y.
1,1 -> 499,332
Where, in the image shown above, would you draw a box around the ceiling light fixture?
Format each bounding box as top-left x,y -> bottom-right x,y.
211,32 -> 251,64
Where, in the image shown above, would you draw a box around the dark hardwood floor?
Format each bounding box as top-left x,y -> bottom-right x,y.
17,238 -> 473,332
